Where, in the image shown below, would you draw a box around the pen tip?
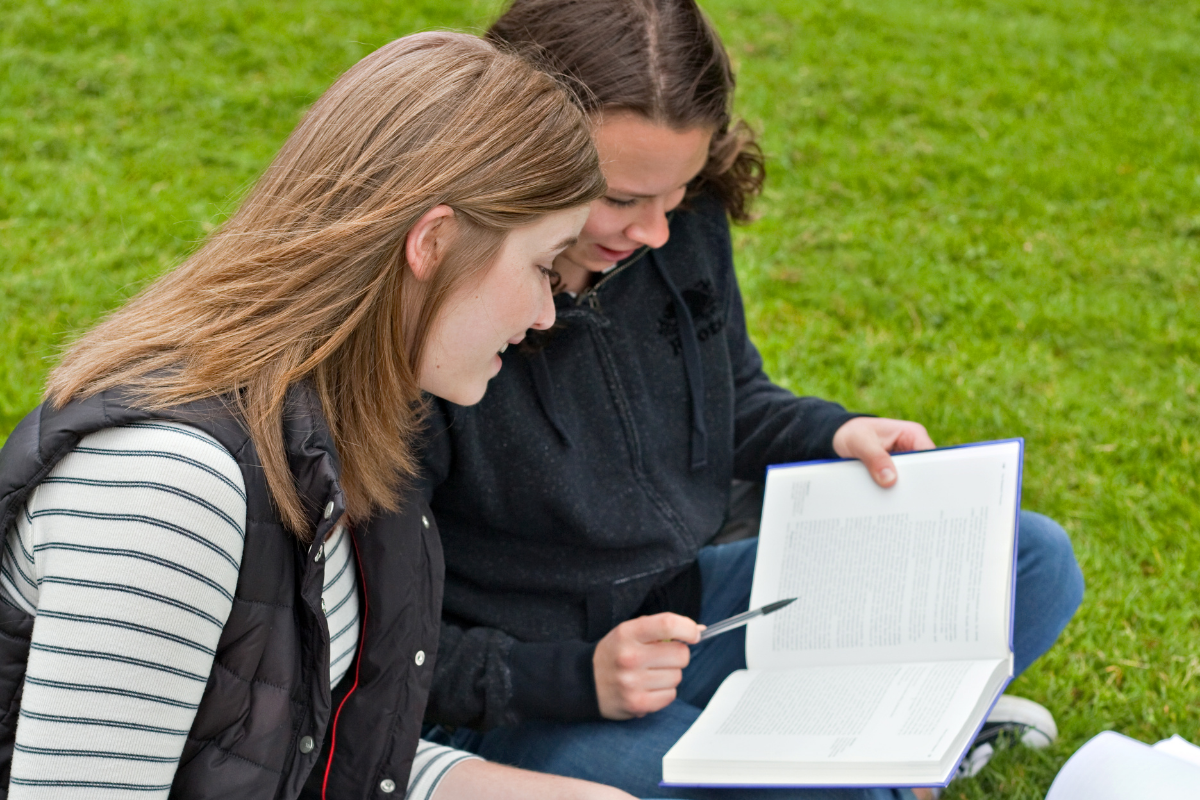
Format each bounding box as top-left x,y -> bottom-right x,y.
763,597 -> 798,614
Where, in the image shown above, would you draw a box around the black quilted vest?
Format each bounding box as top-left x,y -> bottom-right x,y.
0,385 -> 443,799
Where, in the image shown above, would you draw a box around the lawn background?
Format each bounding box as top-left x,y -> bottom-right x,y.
2,0 -> 1198,796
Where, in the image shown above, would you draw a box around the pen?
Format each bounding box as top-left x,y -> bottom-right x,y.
697,597 -> 797,641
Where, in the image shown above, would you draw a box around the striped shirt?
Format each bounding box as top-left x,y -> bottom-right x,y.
319,520 -> 360,685
1,421 -> 474,798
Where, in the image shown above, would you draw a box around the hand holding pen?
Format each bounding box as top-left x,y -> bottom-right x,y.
697,597 -> 797,641
592,599 -> 797,721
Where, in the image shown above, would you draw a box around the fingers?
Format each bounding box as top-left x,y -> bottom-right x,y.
833,418 -> 896,486
612,637 -> 691,672
594,614 -> 700,720
614,615 -> 695,671
629,612 -> 703,645
892,421 -> 936,452
860,445 -> 898,488
625,688 -> 678,718
832,417 -> 938,487
617,667 -> 684,694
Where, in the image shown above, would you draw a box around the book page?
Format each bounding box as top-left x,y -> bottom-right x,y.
1045,732 -> 1200,799
746,442 -> 1020,670
1152,735 -> 1200,768
665,659 -> 1006,772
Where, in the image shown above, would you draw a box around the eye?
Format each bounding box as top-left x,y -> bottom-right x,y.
538,265 -> 555,278
604,196 -> 637,209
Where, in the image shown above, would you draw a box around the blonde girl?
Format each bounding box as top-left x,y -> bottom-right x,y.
0,31 -> 633,800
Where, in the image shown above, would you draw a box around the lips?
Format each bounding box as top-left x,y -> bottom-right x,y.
595,244 -> 636,262
498,334 -> 525,356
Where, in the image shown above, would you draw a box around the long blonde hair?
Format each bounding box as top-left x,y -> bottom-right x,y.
46,32 -> 606,539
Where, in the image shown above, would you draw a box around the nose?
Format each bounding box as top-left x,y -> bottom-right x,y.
529,280 -> 556,331
625,201 -> 671,250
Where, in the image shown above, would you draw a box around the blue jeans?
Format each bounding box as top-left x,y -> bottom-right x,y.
427,511 -> 1083,799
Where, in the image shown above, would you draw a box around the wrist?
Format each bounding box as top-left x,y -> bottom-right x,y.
510,640 -> 601,721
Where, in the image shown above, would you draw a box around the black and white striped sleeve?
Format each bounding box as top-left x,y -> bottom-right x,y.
4,421 -> 246,799
406,739 -> 480,800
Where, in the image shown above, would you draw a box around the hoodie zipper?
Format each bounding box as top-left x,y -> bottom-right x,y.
573,210 -> 674,310
575,246 -> 648,310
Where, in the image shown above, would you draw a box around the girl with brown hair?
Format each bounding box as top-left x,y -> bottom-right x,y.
0,30 -> 635,800
420,2 -> 1084,799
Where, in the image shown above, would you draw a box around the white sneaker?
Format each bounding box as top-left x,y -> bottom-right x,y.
955,694 -> 1058,779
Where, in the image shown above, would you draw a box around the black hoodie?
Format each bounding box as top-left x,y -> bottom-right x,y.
421,192 -> 858,729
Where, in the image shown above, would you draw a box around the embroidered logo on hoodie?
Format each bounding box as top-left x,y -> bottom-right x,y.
657,279 -> 725,356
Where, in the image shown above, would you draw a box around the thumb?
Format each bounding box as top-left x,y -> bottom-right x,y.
858,443 -> 897,487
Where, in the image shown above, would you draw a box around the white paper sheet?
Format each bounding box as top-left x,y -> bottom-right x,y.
1045,731 -> 1200,799
747,442 -> 1020,670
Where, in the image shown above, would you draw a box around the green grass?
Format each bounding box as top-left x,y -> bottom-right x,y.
3,0 -> 1199,796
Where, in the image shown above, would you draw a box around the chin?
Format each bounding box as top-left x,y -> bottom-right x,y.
439,382 -> 489,407
419,363 -> 495,407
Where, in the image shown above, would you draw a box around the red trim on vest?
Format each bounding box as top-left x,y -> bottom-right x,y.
322,527 -> 368,800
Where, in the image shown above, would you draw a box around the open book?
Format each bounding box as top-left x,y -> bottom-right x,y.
662,440 -> 1023,788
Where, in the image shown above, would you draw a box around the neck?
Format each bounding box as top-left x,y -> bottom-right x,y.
553,255 -> 601,295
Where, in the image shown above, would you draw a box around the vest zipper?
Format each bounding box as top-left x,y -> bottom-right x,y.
321,527 -> 368,799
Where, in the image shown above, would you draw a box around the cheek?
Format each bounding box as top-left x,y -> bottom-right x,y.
580,206 -> 627,243
518,275 -> 548,322
482,266 -> 538,329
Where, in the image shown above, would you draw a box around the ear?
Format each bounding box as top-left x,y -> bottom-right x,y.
406,204 -> 456,281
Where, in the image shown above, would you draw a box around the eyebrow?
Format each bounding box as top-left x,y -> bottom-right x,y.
549,236 -> 578,251
607,178 -> 694,200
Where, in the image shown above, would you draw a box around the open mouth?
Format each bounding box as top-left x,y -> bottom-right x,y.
596,244 -> 636,262
499,334 -> 525,355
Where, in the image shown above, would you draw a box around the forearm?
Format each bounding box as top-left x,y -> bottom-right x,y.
426,621 -> 518,729
407,740 -> 482,800
430,759 -> 635,800
733,386 -> 861,474
509,639 -> 600,721
428,620 -> 600,728
723,263 -> 862,473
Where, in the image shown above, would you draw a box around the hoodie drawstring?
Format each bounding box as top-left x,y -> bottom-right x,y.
530,350 -> 573,448
651,256 -> 708,471
529,250 -> 707,469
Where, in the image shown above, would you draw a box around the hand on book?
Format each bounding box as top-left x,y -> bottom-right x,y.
661,441 -> 1023,788
593,612 -> 702,720
831,416 -> 936,487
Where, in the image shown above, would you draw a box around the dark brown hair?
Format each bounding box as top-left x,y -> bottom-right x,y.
488,0 -> 764,222
47,32 -> 605,539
